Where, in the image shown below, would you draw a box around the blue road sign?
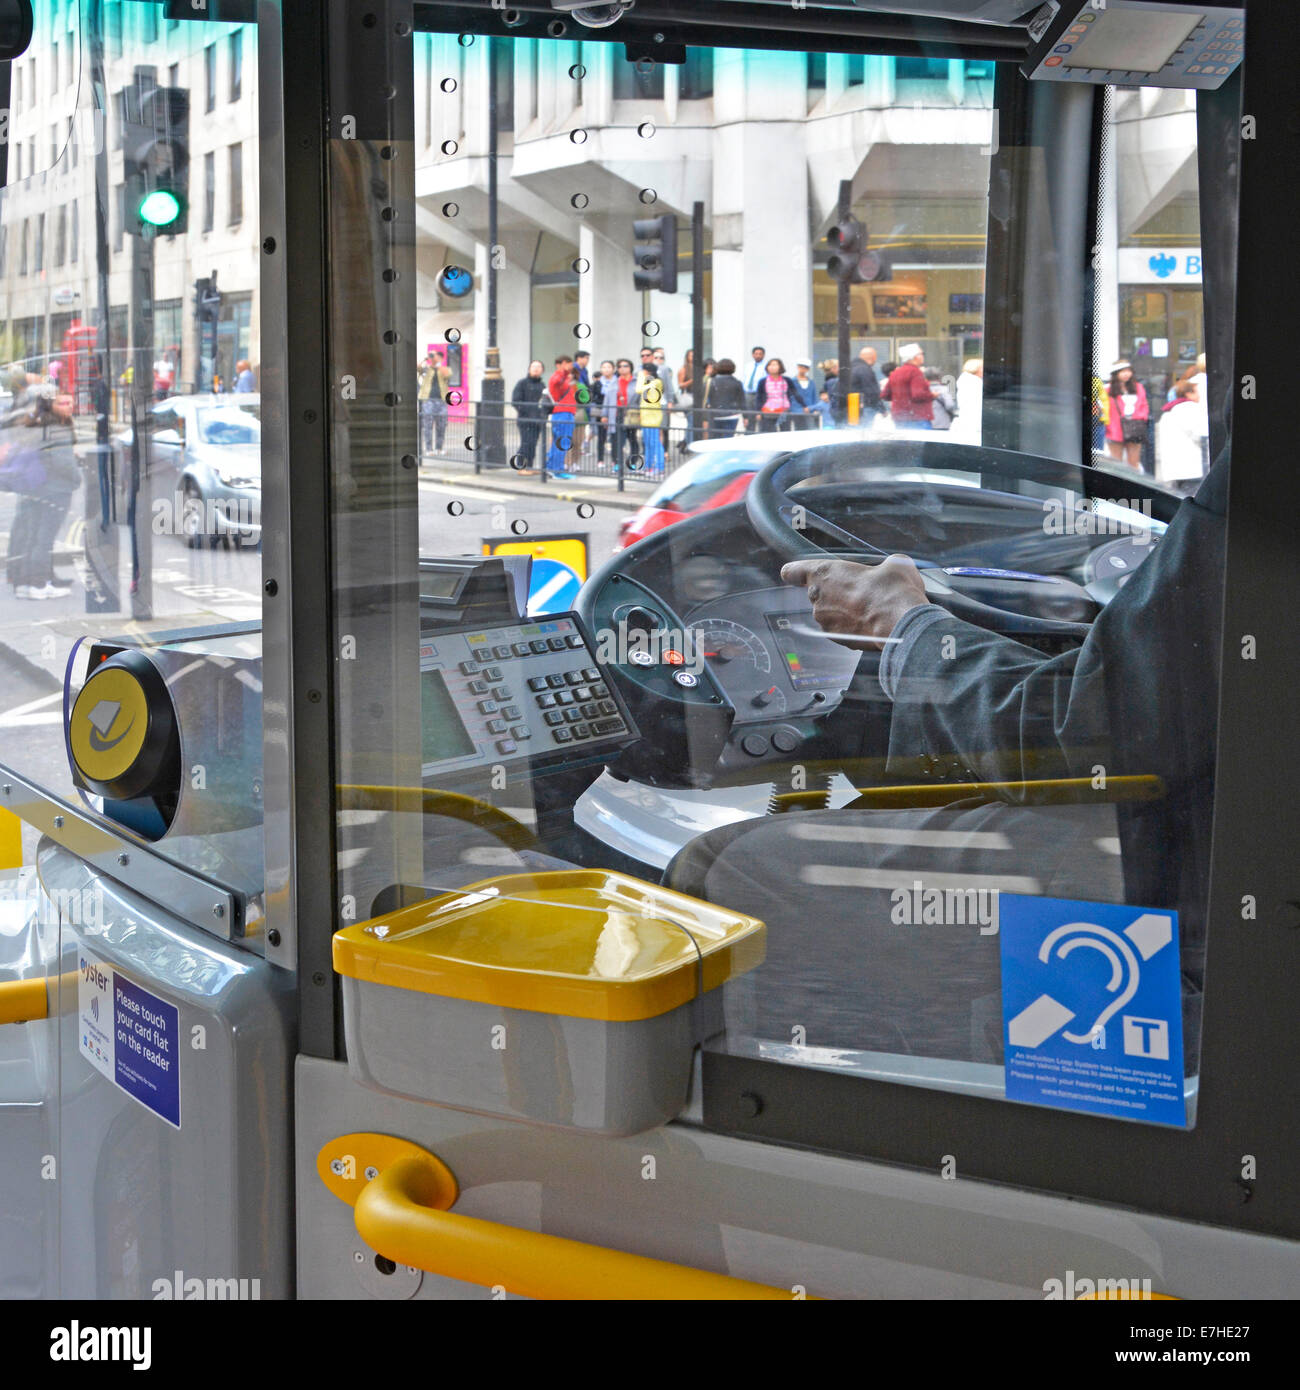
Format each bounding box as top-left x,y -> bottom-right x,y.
526,557 -> 583,615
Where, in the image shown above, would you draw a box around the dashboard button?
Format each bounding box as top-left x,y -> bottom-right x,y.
513,643 -> 531,657
573,686 -> 593,701
583,668 -> 601,682
741,734 -> 770,758
597,699 -> 618,716
552,727 -> 573,743
548,637 -> 568,651
546,674 -> 566,689
527,676 -> 548,693
467,679 -> 489,695
543,711 -> 564,726
492,687 -> 511,701
483,667 -> 503,682
494,645 -> 512,660
567,634 -> 585,648
565,671 -> 585,684
582,702 -> 601,719
474,647 -> 493,662
496,738 -> 518,754
502,705 -> 522,720
564,708 -> 583,723
672,670 -> 698,689
512,726 -> 532,740
459,661 -> 480,675
486,718 -> 508,734
530,640 -> 549,654
771,726 -> 801,754
591,682 -> 609,697
629,650 -> 654,667
477,699 -> 499,714
592,717 -> 625,736
536,693 -> 557,709
572,723 -> 591,739
555,690 -> 574,706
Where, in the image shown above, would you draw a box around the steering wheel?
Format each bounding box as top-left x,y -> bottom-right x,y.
746,441 -> 1097,641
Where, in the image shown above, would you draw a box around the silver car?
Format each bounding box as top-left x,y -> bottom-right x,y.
140,393 -> 262,548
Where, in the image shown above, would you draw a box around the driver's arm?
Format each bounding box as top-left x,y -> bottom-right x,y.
781,555 -> 1104,785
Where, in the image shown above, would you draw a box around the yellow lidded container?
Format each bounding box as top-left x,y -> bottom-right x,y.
333,870 -> 766,1023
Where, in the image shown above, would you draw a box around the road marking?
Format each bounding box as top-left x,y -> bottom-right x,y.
419,479 -> 515,503
3,690 -> 64,718
0,689 -> 65,728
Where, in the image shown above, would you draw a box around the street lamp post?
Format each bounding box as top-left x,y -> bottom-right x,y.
478,37 -> 505,469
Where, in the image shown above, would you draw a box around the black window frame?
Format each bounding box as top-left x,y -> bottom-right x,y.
228,141 -> 243,225
229,28 -> 242,102
203,149 -> 215,231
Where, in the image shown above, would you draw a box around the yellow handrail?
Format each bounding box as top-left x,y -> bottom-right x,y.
0,977 -> 50,1025
336,784 -> 538,851
0,807 -> 21,871
349,1151 -> 800,1301
0,969 -> 80,1025
771,773 -> 1164,813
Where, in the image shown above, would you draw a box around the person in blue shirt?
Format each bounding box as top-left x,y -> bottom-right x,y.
790,359 -> 819,430
571,350 -> 592,459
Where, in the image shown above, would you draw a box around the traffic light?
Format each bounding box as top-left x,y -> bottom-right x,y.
122,84 -> 190,236
633,215 -> 678,294
194,277 -> 222,322
825,217 -> 890,283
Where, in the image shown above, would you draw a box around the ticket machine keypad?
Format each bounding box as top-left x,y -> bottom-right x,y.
420,615 -> 635,776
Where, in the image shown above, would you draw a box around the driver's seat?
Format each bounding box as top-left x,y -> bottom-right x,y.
663,797 -> 1124,1062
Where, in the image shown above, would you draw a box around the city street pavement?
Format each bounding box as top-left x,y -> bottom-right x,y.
415,449 -> 659,513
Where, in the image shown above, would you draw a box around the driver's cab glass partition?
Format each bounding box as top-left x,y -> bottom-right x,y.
330,29 -> 1225,1136
0,2 -> 263,870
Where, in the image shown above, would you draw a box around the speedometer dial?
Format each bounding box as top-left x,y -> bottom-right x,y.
689,618 -> 771,674
688,618 -> 787,717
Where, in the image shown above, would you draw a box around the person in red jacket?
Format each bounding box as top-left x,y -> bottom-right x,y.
1104,359 -> 1149,470
881,344 -> 934,429
545,355 -> 579,478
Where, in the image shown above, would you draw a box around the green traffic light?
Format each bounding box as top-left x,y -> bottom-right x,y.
139,189 -> 183,228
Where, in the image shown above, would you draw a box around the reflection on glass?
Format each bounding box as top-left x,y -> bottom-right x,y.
321,34 -> 1230,1135
0,2 -> 262,879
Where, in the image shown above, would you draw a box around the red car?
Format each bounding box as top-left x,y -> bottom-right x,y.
615,429 -> 891,550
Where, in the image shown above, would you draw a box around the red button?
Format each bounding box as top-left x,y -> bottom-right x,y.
662,649 -> 685,666
1045,56 -> 1063,67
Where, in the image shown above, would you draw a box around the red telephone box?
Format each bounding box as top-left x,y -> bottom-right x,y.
61,322 -> 101,415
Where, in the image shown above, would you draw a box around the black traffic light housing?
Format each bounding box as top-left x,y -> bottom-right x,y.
194,277 -> 222,322
122,81 -> 190,236
825,216 -> 891,283
633,215 -> 678,294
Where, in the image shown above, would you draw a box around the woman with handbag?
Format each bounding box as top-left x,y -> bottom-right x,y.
1105,359 -> 1149,469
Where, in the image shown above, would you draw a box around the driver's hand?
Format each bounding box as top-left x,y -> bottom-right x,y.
780,555 -> 930,647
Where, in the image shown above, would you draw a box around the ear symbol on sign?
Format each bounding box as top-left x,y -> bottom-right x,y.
1038,922 -> 1141,1045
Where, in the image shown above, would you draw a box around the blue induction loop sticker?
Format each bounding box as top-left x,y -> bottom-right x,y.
999,896 -> 1186,1126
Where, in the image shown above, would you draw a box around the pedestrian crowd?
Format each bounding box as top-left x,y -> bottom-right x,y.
492,342 -> 985,480
1095,352 -> 1209,491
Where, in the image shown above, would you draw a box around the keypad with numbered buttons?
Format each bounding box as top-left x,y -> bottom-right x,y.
423,615 -> 634,772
